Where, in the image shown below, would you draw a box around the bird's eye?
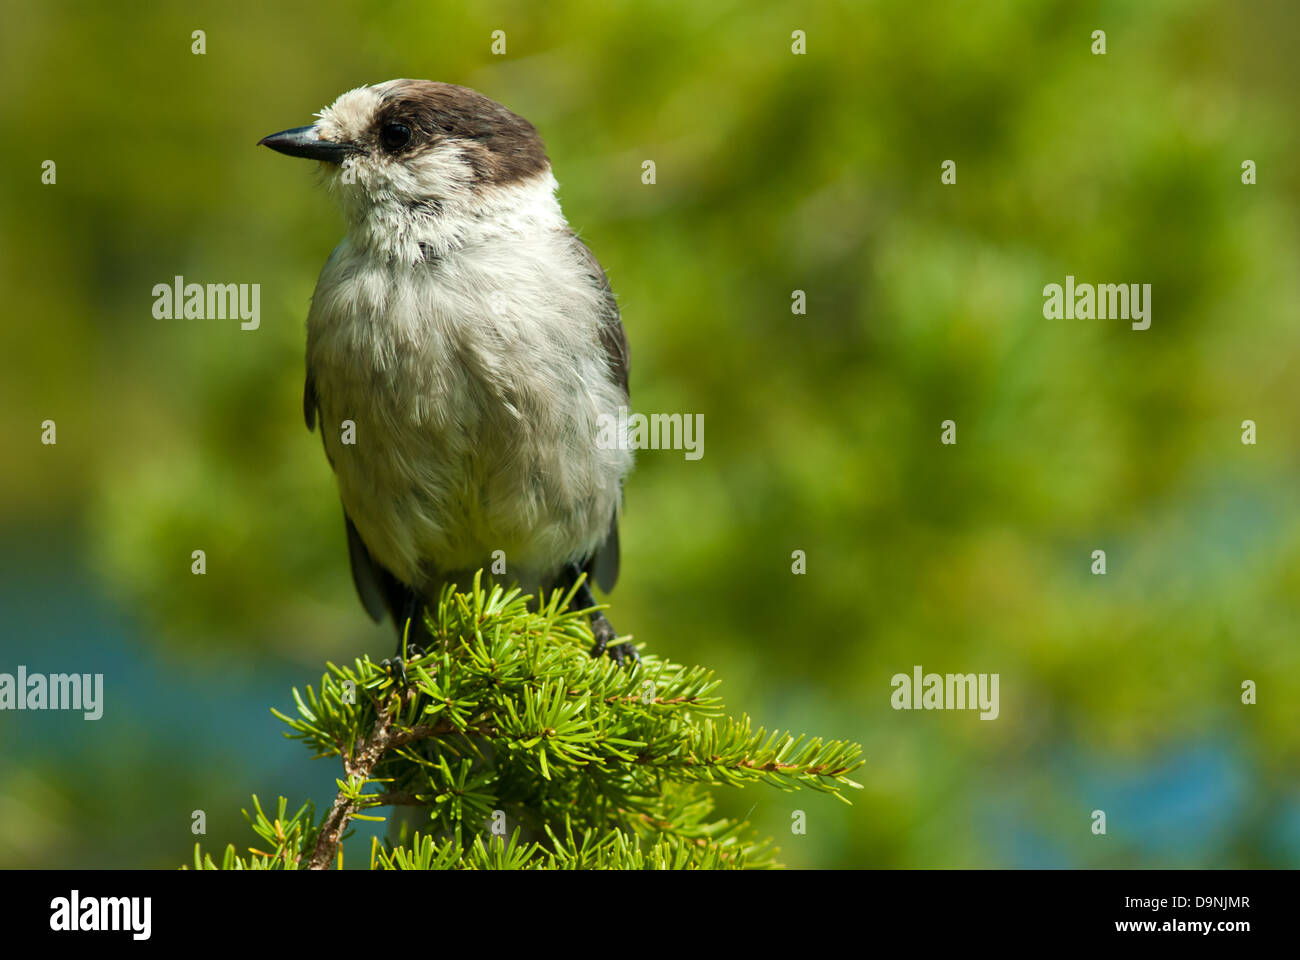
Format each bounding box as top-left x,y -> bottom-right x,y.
381,122 -> 412,151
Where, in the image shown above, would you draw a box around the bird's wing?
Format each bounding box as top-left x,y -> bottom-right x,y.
573,235 -> 630,397
305,353 -> 390,623
303,366 -> 318,431
570,232 -> 628,594
344,510 -> 388,623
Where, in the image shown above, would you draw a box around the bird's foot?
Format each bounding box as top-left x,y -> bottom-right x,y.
589,612 -> 639,666
382,640 -> 425,685
602,641 -> 641,666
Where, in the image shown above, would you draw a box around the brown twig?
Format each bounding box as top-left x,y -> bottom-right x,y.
306,693 -> 499,869
307,692 -> 435,869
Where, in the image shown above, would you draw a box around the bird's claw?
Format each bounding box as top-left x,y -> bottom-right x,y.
608,641 -> 640,666
382,642 -> 425,684
590,631 -> 639,666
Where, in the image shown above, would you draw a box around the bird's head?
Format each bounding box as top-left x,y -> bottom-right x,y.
259,80 -> 553,256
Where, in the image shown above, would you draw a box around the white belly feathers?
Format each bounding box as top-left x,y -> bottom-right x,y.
306,229 -> 631,593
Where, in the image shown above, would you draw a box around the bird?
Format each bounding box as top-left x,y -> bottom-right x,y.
258,80 -> 637,666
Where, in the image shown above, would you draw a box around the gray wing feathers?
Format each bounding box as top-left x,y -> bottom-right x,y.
304,367 -> 318,431
306,357 -> 386,620
345,510 -> 387,623
570,233 -> 627,594
589,515 -> 620,594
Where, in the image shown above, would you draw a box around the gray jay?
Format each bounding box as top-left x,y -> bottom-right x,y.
258,80 -> 636,664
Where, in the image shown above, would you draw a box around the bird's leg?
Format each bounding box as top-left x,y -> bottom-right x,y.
399,592 -> 428,657
383,593 -> 428,684
561,563 -> 639,666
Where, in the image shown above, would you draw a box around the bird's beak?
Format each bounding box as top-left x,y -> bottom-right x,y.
257,124 -> 355,164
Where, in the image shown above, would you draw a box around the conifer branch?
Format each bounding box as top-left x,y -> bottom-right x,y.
190,573 -> 865,870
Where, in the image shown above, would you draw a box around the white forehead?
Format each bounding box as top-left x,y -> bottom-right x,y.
314,83 -> 391,140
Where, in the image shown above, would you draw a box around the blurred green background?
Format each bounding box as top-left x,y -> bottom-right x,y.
2,0 -> 1299,868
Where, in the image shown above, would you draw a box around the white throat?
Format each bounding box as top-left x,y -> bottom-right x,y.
332,163 -> 566,263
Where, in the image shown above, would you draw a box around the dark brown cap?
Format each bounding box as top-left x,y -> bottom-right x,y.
373,79 -> 550,186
